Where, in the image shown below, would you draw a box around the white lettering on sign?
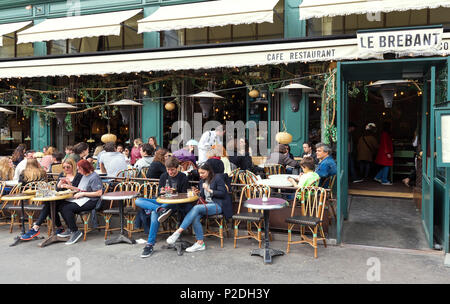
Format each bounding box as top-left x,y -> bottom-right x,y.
358,28 -> 443,57
265,49 -> 337,63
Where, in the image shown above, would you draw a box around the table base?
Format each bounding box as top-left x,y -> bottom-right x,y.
39,234 -> 69,247
105,234 -> 136,245
10,234 -> 44,247
162,239 -> 193,256
251,248 -> 285,264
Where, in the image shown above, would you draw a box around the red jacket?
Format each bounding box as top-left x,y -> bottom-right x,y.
375,131 -> 393,166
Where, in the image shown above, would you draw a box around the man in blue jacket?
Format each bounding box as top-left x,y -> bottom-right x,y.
315,143 -> 337,188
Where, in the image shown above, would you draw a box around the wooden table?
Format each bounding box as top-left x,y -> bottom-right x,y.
244,197 -> 288,264
156,193 -> 199,255
2,193 -> 35,247
103,191 -> 139,246
33,192 -> 73,247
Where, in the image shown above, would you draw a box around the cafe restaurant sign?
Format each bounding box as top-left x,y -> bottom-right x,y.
357,27 -> 444,57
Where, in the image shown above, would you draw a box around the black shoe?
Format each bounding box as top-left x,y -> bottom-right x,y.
65,231 -> 83,245
141,244 -> 154,258
157,208 -> 172,223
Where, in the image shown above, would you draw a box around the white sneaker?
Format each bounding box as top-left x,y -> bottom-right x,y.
186,242 -> 206,252
166,231 -> 180,245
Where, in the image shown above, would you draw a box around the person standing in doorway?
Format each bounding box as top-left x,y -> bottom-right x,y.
356,123 -> 378,181
374,122 -> 394,185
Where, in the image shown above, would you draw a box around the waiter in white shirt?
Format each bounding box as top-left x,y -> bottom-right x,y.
197,125 -> 224,164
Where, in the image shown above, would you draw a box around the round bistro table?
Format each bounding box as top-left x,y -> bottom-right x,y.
32,192 -> 73,247
103,191 -> 140,246
156,193 -> 199,256
2,193 -> 34,247
244,197 -> 289,264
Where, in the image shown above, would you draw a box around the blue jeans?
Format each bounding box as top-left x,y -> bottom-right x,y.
375,166 -> 390,183
135,198 -> 193,245
180,203 -> 222,241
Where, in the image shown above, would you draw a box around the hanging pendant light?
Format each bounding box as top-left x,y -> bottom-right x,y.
277,83 -> 314,112
366,80 -> 411,108
189,91 -> 224,118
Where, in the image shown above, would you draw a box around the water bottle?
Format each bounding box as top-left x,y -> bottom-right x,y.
262,193 -> 268,204
165,179 -> 170,197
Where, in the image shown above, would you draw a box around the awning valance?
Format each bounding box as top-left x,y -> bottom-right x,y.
17,9 -> 142,44
0,21 -> 31,46
299,0 -> 450,20
138,0 -> 279,33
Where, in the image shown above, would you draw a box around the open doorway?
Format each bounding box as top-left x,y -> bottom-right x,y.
336,58 -> 449,250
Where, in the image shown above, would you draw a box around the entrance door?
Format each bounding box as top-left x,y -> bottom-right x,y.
336,63 -> 349,244
421,66 -> 436,248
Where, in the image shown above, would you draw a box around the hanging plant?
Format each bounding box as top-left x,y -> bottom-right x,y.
321,68 -> 337,145
64,113 -> 73,132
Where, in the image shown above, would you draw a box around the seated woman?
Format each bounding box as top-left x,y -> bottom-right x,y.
166,163 -> 232,252
20,158 -> 82,241
0,157 -> 15,194
145,149 -> 169,179
18,158 -> 47,185
57,159 -> 103,245
135,157 -> 190,258
288,156 -> 320,188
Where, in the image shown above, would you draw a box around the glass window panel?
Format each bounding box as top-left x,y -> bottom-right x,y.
79,36 -> 99,53
430,7 -> 450,27
210,25 -> 231,44
186,28 -> 207,45
162,30 -> 184,47
233,24 -> 256,42
16,42 -> 33,57
49,39 -> 66,55
0,34 -> 15,58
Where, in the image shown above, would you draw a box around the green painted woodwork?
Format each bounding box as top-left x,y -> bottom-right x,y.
280,93 -> 308,156
284,0 -> 305,38
31,18 -> 50,151
142,97 -> 162,146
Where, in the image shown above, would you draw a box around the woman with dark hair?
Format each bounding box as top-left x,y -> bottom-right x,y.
145,148 -> 169,179
357,123 -> 379,180
166,163 -> 232,252
57,159 -> 103,245
11,145 -> 26,167
374,122 -> 394,185
148,136 -> 160,152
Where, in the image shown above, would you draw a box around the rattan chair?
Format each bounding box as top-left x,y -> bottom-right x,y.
238,170 -> 259,185
286,186 -> 328,258
263,164 -> 285,177
203,184 -> 231,248
322,175 -> 337,223
140,167 -> 149,178
232,184 -> 270,248
103,181 -> 142,239
115,168 -> 140,182
78,182 -> 110,241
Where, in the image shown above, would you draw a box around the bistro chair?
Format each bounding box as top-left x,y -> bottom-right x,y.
238,170 -> 259,185
203,184 -> 231,248
232,184 -> 271,249
2,184 -> 22,232
103,181 -> 142,239
0,181 -> 10,226
22,182 -> 51,231
140,167 -> 149,178
263,164 -> 285,177
115,168 -> 140,182
286,186 -> 328,258
78,182 -> 110,241
322,175 -> 337,223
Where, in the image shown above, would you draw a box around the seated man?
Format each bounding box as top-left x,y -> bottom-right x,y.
315,143 -> 337,188
265,144 -> 300,169
135,157 -> 190,258
99,142 -> 128,178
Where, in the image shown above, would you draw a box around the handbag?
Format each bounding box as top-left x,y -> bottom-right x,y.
196,191 -> 219,218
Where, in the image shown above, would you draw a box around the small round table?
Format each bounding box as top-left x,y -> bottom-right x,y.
244,197 -> 288,264
2,193 -> 34,247
103,191 -> 140,246
156,193 -> 199,255
32,192 -> 73,247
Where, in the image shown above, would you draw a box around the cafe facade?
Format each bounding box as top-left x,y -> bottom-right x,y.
0,0 -> 448,253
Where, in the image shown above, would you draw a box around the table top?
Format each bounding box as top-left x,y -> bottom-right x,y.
32,192 -> 73,202
268,174 -> 298,180
4,180 -> 19,187
244,197 -> 288,210
156,193 -> 199,204
1,193 -> 34,201
257,178 -> 293,188
102,191 -> 139,200
94,170 -> 107,176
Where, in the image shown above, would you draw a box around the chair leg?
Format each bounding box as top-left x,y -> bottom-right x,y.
287,224 -> 292,254
313,226 -> 318,259
320,225 -> 327,248
104,215 -> 111,240
233,220 -> 239,248
219,219 -> 224,248
9,212 -> 16,233
82,214 -> 90,241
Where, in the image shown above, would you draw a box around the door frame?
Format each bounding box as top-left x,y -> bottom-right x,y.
336,57 -> 449,248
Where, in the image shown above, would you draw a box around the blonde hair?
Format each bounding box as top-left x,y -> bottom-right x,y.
0,157 -> 13,181
23,159 -> 47,182
134,138 -> 143,147
93,145 -> 104,157
45,146 -> 55,156
62,158 -> 77,176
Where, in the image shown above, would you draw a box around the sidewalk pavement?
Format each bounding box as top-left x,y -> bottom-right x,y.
0,226 -> 449,284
